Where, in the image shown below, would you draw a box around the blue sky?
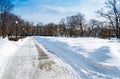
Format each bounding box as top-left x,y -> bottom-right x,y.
12,0 -> 105,24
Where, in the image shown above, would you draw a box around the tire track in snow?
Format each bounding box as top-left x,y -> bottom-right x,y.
34,42 -> 80,79
35,43 -> 55,71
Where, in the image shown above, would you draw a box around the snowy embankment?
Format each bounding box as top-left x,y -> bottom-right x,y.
33,36 -> 120,79
0,38 -> 25,78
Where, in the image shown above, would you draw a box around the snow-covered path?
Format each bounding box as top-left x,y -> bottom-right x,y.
0,37 -> 79,79
1,38 -> 38,79
33,36 -> 120,79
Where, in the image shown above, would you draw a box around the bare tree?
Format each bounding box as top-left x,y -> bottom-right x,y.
88,19 -> 100,36
66,16 -> 76,37
97,0 -> 120,38
74,13 -> 85,36
61,13 -> 85,37
36,22 -> 43,35
59,18 -> 66,36
0,0 -> 14,38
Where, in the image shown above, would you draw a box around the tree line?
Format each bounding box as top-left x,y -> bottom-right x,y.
0,0 -> 120,39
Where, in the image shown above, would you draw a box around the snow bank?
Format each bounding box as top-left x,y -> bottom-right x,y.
0,38 -> 26,78
33,36 -> 120,79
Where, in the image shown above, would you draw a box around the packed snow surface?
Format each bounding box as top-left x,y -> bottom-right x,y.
33,36 -> 120,79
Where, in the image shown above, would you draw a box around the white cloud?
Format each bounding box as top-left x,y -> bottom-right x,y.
89,0 -> 105,4
13,0 -> 106,24
40,5 -> 67,14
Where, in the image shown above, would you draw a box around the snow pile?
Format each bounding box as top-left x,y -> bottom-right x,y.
33,36 -> 120,79
0,38 -> 26,78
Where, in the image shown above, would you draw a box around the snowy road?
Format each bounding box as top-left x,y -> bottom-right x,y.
0,37 -> 79,79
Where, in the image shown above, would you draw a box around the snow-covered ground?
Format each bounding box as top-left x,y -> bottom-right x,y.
0,38 -> 29,78
0,37 -> 80,79
33,36 -> 120,79
0,36 -> 120,79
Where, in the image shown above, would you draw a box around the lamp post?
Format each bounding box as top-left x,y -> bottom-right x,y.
23,28 -> 25,37
15,21 -> 18,38
23,28 -> 27,37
